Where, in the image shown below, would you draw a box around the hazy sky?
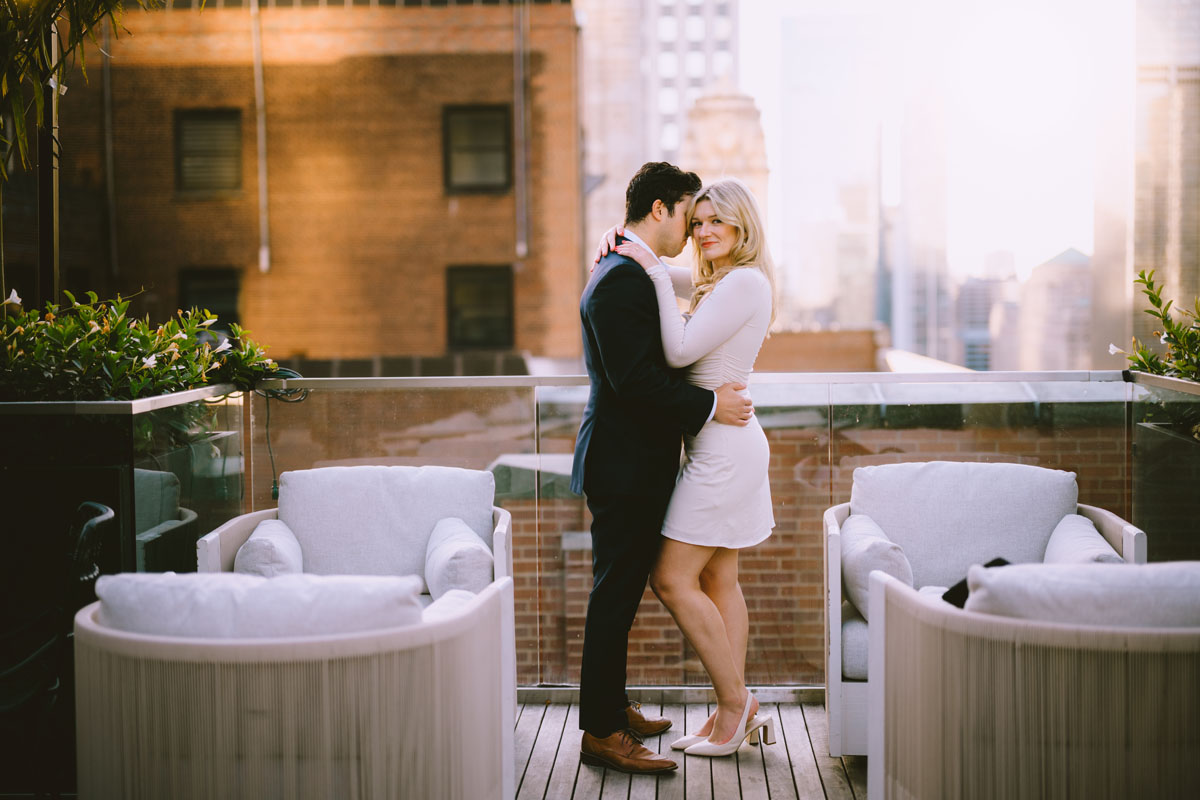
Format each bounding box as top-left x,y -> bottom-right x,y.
739,0 -> 1135,282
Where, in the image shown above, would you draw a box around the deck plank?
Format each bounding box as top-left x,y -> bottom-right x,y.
758,704 -> 800,800
684,703 -> 714,800
656,703 -> 687,800
777,703 -> 826,799
543,704 -> 583,800
573,745 -> 606,800
517,702 -> 569,800
736,707 -> 771,800
843,755 -> 868,800
801,703 -> 854,800
522,701 -> 863,800
599,766 -> 630,800
514,701 -> 548,793
628,699 -> 665,800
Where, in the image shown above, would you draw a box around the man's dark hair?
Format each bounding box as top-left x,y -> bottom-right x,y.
624,162 -> 702,225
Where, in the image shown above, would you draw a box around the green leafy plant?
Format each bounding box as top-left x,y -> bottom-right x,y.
1114,270 -> 1200,438
0,290 -> 278,401
1116,270 -> 1200,381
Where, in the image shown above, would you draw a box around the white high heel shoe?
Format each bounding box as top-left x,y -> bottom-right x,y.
671,711 -> 716,750
683,693 -> 776,757
670,733 -> 707,750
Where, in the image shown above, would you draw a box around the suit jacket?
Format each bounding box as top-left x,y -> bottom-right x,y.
570,243 -> 713,498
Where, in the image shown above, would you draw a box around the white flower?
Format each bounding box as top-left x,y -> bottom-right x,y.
212,340 -> 232,354
172,331 -> 187,340
198,318 -> 217,327
1108,343 -> 1121,355
142,355 -> 157,369
1161,333 -> 1170,344
4,289 -> 20,306
88,321 -> 101,334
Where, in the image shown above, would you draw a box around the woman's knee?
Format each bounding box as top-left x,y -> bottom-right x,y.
650,567 -> 693,604
699,564 -> 739,596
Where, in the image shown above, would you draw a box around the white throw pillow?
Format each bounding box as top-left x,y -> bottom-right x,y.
234,519 -> 304,577
425,517 -> 494,600
96,572 -> 423,639
841,514 -> 914,621
1042,514 -> 1123,564
422,589 -> 479,622
965,562 -> 1200,628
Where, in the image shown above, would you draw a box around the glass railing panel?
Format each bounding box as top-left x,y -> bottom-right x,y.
829,377 -> 1129,517
248,383 -> 537,509
1131,374 -> 1200,561
134,392 -> 245,572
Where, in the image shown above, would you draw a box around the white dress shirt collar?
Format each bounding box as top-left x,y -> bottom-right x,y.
620,228 -> 656,257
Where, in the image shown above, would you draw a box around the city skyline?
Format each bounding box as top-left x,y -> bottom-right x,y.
738,0 -> 1135,286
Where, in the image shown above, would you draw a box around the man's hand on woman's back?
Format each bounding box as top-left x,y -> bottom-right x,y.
714,383 -> 753,426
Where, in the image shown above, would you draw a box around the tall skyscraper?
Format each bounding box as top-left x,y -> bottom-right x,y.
1131,0 -> 1200,348
776,5 -> 884,327
1020,249 -> 1094,370
955,277 -> 1005,370
577,0 -> 739,263
647,0 -> 740,165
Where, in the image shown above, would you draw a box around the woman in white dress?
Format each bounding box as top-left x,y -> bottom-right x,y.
605,178 -> 778,757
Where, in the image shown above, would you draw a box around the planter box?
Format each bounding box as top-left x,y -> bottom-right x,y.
0,384 -> 244,793
1134,421 -> 1200,562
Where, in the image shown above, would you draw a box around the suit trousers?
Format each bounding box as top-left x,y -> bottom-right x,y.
578,490 -> 672,737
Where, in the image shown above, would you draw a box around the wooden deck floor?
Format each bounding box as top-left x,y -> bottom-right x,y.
515,701 -> 866,800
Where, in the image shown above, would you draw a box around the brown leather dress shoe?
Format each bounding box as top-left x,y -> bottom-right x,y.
580,730 -> 678,774
625,701 -> 672,737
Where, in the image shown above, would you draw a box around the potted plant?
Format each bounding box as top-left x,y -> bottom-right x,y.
0,290 -> 277,792
1114,271 -> 1200,562
1,288 -> 277,563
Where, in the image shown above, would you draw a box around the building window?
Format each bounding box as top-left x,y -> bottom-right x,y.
443,106 -> 511,193
660,122 -> 680,152
179,269 -> 240,333
713,50 -> 733,77
175,109 -> 242,193
447,266 -> 513,349
657,15 -> 678,41
659,87 -> 680,114
658,51 -> 678,78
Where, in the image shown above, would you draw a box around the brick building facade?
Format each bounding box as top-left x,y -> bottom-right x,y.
4,2 -> 582,366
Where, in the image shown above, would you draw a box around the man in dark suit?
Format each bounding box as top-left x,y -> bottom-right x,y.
570,162 -> 754,774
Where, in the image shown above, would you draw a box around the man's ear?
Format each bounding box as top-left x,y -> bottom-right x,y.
650,199 -> 667,221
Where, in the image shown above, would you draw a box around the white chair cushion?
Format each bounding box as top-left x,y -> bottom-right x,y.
234,519 -> 304,577
1042,514 -> 1123,564
965,562 -> 1200,628
278,466 -> 495,587
850,461 -> 1078,588
841,514 -> 913,621
95,572 -> 423,639
425,517 -> 494,600
422,589 -> 479,622
841,602 -> 868,680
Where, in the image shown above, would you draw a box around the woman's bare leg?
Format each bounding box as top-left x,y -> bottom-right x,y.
651,539 -> 757,744
690,547 -> 749,736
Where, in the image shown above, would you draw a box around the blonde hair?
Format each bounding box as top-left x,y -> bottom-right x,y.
686,178 -> 778,327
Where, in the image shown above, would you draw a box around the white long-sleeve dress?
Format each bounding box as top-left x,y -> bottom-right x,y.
646,262 -> 775,548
